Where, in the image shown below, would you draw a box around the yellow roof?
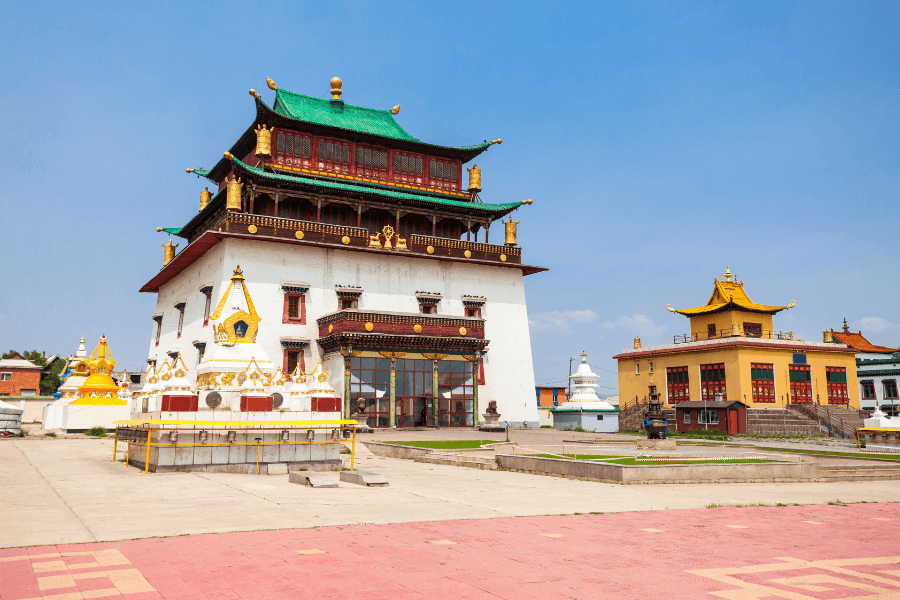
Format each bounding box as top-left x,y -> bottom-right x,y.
667,266 -> 795,317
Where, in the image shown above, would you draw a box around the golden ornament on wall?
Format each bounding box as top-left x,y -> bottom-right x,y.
500,254 -> 507,262
248,225 -> 257,234
328,324 -> 333,333
464,250 -> 472,258
342,235 -> 350,244
426,245 -> 434,254
502,217 -> 519,246
365,322 -> 374,332
413,324 -> 422,334
459,327 -> 467,336
295,230 -> 304,239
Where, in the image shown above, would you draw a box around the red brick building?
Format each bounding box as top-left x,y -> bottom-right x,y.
0,353 -> 42,396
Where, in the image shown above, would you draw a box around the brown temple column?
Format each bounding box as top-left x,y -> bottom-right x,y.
357,204 -> 362,228
273,193 -> 279,218
249,192 -> 255,215
395,211 -> 401,236
432,215 -> 437,237
316,200 -> 322,223
467,221 -> 471,242
485,223 -> 489,244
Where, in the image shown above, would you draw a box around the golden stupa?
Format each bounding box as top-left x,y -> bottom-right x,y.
73,336 -> 126,405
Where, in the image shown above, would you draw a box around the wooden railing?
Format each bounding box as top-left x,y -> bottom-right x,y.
673,330 -> 795,344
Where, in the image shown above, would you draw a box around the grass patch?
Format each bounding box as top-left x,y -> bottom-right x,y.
339,448 -> 351,455
44,432 -> 57,437
520,453 -> 776,465
84,427 -> 108,437
384,440 -> 498,449
756,446 -> 900,460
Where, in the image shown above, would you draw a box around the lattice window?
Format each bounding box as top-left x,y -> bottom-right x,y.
700,363 -> 726,402
666,366 -> 690,403
394,154 -> 401,171
751,363 -> 775,403
825,367 -> 848,405
277,133 -> 285,152
319,140 -> 326,159
789,365 -> 812,403
359,148 -> 366,166
451,164 -> 457,180
285,135 -> 294,154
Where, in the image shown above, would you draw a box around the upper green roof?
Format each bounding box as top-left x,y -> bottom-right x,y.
274,90 -> 418,142
159,227 -> 183,235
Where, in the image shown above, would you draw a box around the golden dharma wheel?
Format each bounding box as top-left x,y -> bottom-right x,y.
459,327 -> 467,336
413,324 -> 422,334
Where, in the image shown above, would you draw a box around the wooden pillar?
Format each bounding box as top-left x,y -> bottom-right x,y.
467,221 -> 471,242
472,352 -> 480,429
249,192 -> 255,215
485,223 -> 489,244
316,200 -> 322,223
357,205 -> 362,229
432,215 -> 437,237
432,359 -> 440,427
343,349 -> 352,419
395,211 -> 401,236
274,193 -> 279,218
389,357 -> 397,428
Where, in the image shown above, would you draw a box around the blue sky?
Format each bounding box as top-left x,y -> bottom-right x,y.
1,1 -> 898,394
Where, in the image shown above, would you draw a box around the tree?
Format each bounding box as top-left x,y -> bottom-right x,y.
2,349 -> 64,395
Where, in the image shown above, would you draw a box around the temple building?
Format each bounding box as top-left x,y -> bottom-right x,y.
826,319 -> 900,411
141,77 -> 544,428
614,267 -> 860,409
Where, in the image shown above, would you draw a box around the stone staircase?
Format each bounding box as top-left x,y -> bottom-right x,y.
746,408 -> 820,435
816,463 -> 900,481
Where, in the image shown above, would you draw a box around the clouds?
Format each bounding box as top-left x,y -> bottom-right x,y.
602,314 -> 668,335
859,317 -> 900,332
528,309 -> 598,331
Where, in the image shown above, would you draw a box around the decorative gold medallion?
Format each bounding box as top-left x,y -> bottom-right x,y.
413,324 -> 422,334
342,235 -> 350,244
365,322 -> 374,332
248,225 -> 257,234
328,324 -> 333,333
500,254 -> 507,262
459,327 -> 467,336
464,250 -> 472,258
295,230 -> 304,239
426,245 -> 435,254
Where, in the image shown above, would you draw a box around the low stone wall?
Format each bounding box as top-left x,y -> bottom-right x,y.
362,441 -> 434,460
3,396 -> 53,423
497,454 -> 818,484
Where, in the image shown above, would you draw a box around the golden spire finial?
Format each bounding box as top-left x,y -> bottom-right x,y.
842,317 -> 849,332
249,89 -> 260,99
391,105 -> 400,115
266,77 -> 278,91
722,265 -> 733,282
330,77 -> 343,100
233,265 -> 244,279
186,168 -> 195,173
521,199 -> 533,205
223,151 -> 234,161
492,139 -> 503,145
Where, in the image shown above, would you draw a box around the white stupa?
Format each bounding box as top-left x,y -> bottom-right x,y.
551,352 -> 619,432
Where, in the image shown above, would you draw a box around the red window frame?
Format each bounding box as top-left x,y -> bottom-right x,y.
283,348 -> 306,380
750,363 -> 776,403
707,324 -> 717,340
393,151 -> 423,186
340,297 -> 357,311
465,306 -> 482,318
153,316 -> 163,347
744,322 -> 763,338
419,304 -> 437,315
666,366 -> 690,403
825,366 -> 849,406
202,288 -> 213,327
356,145 -> 389,180
282,293 -> 306,324
175,304 -> 185,339
789,365 -> 812,403
428,158 -> 459,192
700,363 -> 726,401
316,137 -> 351,175
275,130 -> 312,168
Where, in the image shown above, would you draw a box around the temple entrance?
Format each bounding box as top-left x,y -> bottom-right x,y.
398,396 -> 429,427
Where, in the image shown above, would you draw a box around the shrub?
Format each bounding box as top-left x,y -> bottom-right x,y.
340,448 -> 351,455
44,432 -> 56,438
574,427 -> 586,433
540,425 -> 552,428
84,427 -> 108,437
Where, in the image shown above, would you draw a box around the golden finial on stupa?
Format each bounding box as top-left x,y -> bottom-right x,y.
467,164 -> 482,193
76,336 -> 120,398
254,124 -> 272,158
226,176 -> 243,211
330,77 -> 343,100
199,187 -> 212,211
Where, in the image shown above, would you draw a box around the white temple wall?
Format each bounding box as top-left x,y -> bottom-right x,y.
150,238 -> 541,426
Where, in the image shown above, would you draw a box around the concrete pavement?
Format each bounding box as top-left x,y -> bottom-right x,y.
2,438 -> 899,549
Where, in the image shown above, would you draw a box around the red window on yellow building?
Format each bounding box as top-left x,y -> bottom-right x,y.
666,366 -> 690,403
700,363 -> 726,401
789,365 -> 812,403
751,363 -> 776,403
825,367 -> 849,406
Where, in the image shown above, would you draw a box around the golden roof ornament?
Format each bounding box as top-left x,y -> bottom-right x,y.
186,168 -> 195,173
330,77 -> 343,100
223,151 -> 234,161
521,199 -> 533,205
266,77 -> 278,91
721,265 -> 734,283
225,176 -> 243,211
502,217 -> 520,246
391,105 -> 400,115
162,239 -> 178,265
466,163 -> 482,193
199,187 -> 212,211
492,139 -> 503,145
254,124 -> 272,158
249,89 -> 260,99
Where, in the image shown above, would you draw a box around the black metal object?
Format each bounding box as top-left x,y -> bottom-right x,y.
643,385 -> 668,439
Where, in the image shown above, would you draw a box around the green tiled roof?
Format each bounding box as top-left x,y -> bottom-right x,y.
231,158 -> 522,214
190,169 -> 212,178
159,227 -> 183,235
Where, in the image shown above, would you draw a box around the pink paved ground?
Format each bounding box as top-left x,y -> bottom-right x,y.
3,503 -> 900,600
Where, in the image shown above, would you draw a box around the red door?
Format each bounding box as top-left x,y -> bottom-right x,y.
728,409 -> 738,434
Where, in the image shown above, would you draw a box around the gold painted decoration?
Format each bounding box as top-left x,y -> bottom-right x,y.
459,327 -> 467,336
266,77 -> 278,90
249,89 -> 260,99
500,254 -> 507,262
342,235 -> 350,244
426,245 -> 434,254
502,217 -> 519,246
254,124 -> 272,157
391,105 -> 400,115
365,322 -> 374,332
328,324 -> 334,333
226,176 -> 243,211
378,351 -> 407,359
199,187 -> 212,211
162,239 -> 179,266
330,76 -> 343,100
295,230 -> 304,239
464,250 -> 471,258
248,225 -> 257,234
462,355 -> 477,362
413,324 -> 422,334
467,164 -> 482,193
422,353 -> 448,361
209,266 -> 262,344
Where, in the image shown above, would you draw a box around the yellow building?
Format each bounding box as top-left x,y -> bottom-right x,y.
614,267 -> 859,409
